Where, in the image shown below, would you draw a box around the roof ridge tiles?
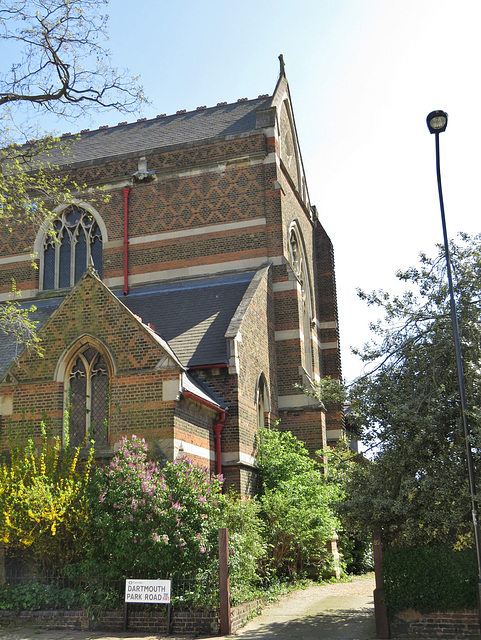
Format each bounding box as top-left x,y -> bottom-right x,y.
55,94 -> 272,140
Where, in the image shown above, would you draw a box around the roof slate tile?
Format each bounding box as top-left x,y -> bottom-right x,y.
49,97 -> 272,167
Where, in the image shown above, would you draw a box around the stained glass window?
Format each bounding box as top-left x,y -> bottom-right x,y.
43,207 -> 103,290
67,346 -> 109,448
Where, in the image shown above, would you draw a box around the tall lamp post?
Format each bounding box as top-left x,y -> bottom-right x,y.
427,110 -> 481,623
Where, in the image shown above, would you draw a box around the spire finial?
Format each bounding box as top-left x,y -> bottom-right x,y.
279,54 -> 286,78
87,255 -> 99,278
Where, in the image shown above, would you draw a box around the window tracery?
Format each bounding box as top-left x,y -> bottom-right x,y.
42,207 -> 102,290
66,345 -> 109,448
289,225 -> 313,376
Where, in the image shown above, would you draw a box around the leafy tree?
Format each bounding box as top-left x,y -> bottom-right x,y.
343,233 -> 481,548
0,287 -> 41,357
0,0 -> 143,117
1,0 -> 145,224
0,0 -> 146,349
257,426 -> 341,578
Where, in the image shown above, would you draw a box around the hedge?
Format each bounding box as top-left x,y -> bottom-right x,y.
383,546 -> 477,615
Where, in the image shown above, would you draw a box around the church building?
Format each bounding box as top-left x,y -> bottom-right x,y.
0,63 -> 343,494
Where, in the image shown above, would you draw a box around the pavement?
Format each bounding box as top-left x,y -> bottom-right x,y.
0,575 -> 378,640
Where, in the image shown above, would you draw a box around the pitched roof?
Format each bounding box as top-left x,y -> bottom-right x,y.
0,297 -> 63,379
182,372 -> 227,411
118,271 -> 256,367
0,270 -> 256,379
48,97 -> 272,168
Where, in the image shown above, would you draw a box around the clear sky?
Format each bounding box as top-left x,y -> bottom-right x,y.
8,0 -> 481,383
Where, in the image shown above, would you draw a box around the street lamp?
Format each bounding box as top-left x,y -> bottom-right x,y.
427,110 -> 481,624
427,110 -> 448,134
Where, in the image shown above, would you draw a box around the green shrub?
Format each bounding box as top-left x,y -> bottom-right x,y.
0,581 -> 79,613
257,427 -> 341,578
0,579 -> 122,614
383,546 -> 477,614
84,436 -> 225,580
83,436 -> 268,606
0,421 -> 94,573
337,530 -> 374,575
219,495 -> 266,604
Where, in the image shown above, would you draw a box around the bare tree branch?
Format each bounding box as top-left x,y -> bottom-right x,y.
0,0 -> 146,117
0,0 -> 148,352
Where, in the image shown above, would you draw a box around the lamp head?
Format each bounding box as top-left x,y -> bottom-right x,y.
427,110 -> 448,134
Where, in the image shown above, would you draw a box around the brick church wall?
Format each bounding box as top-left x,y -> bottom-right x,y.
0,273 -> 186,452
0,86 -> 345,483
173,397 -> 216,471
234,267 -> 275,451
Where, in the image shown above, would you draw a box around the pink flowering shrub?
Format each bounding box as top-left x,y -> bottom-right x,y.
86,435 -> 226,579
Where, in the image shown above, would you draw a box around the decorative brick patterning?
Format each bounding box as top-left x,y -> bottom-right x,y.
0,71 -> 344,492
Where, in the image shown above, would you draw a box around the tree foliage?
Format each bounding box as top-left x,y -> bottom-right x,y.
0,0 -> 146,349
0,0 -> 146,216
343,233 -> 481,548
0,0 -> 144,120
0,285 -> 42,356
257,426 -> 341,577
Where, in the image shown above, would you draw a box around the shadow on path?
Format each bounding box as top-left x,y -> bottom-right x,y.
0,577 -> 378,640
234,609 -> 375,640
233,592 -> 376,640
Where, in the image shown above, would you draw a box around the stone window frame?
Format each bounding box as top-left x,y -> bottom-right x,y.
256,372 -> 271,430
55,335 -> 116,450
34,201 -> 108,292
288,221 -> 314,377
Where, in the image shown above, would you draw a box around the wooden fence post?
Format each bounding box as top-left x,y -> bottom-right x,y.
218,528 -> 231,636
373,530 -> 390,639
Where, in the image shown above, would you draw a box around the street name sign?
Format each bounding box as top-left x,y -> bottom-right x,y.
124,579 -> 171,603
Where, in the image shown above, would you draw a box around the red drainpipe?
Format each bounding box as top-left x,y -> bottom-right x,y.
122,187 -> 131,295
213,411 -> 226,477
183,391 -> 227,477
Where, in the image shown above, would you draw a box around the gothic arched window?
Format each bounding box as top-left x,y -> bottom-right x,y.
256,373 -> 270,429
66,345 -> 109,448
289,225 -> 313,377
43,207 -> 102,290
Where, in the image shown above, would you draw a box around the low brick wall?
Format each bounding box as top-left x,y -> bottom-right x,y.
0,610 -> 91,631
0,600 -> 263,635
231,598 -> 265,633
391,609 -> 480,638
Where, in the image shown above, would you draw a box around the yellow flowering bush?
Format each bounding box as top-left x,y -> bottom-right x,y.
0,423 -> 93,572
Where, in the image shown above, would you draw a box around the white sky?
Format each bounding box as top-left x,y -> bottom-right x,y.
6,0 -> 481,383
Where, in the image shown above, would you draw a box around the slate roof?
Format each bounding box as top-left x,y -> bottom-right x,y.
118,271 -> 256,368
182,372 -> 227,411
48,97 -> 272,168
0,297 -> 63,378
0,270 -> 255,379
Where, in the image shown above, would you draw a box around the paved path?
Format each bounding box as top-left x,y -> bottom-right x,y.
0,575 -> 376,640
221,575 -> 376,640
